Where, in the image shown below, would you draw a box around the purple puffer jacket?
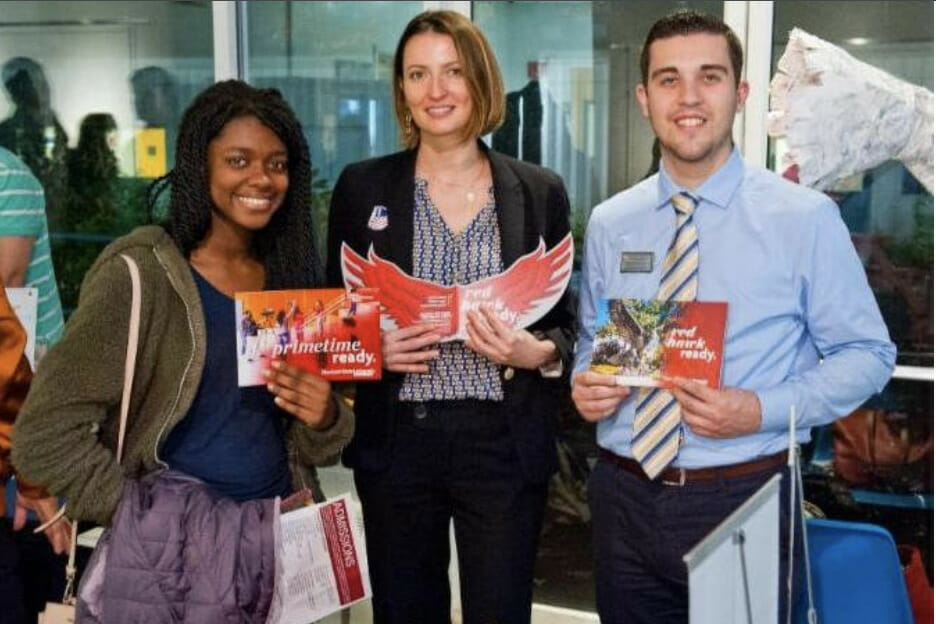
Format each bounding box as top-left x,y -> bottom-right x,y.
76,470 -> 280,624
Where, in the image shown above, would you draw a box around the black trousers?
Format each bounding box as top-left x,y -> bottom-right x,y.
354,400 -> 548,624
0,516 -> 67,624
588,457 -> 804,624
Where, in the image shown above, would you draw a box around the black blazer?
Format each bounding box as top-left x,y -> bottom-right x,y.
326,145 -> 575,484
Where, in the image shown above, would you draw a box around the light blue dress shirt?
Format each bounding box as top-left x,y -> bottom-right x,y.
574,149 -> 896,468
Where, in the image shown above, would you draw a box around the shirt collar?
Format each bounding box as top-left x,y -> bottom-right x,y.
655,147 -> 745,210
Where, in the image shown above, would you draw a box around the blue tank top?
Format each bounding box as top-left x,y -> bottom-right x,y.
161,270 -> 290,502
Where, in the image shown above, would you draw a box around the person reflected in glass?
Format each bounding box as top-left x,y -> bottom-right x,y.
65,113 -> 120,229
326,11 -> 574,624
68,113 -> 118,183
14,81 -> 352,580
0,57 -> 69,231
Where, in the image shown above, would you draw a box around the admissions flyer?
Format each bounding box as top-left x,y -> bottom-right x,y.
589,299 -> 728,388
234,288 -> 381,386
269,494 -> 371,624
340,233 -> 573,341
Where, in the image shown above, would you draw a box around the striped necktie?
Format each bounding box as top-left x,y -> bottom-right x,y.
631,192 -> 699,479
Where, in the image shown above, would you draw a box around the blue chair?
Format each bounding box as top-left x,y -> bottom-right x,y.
796,518 -> 913,624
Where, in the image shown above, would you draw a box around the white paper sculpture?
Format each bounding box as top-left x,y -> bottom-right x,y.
769,28 -> 933,193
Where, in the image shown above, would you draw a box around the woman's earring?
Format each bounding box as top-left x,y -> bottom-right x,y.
404,110 -> 414,134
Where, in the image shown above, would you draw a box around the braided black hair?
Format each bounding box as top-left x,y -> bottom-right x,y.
148,79 -> 322,289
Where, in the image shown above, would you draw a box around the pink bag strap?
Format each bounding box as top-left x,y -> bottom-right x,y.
43,253 -> 142,606
116,253 -> 142,465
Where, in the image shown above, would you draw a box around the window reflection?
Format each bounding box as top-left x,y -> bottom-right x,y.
846,165 -> 933,366
0,1 -> 214,315
475,0 -> 722,262
244,1 -> 423,250
246,1 -> 423,186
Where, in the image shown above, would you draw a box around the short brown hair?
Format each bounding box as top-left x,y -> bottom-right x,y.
393,10 -> 505,149
640,10 -> 744,86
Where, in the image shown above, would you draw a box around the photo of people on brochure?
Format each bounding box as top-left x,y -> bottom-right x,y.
235,287 -> 381,386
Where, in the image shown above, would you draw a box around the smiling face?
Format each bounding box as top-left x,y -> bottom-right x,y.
207,115 -> 288,235
401,31 -> 474,148
636,32 -> 748,186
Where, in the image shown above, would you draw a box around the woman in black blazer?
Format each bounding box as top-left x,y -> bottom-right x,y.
326,11 -> 574,624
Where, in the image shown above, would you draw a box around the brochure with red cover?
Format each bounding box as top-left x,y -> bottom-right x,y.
270,494 -> 371,624
234,288 -> 381,386
588,299 -> 728,388
340,233 -> 573,341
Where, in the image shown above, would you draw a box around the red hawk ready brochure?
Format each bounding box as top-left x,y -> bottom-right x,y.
589,298 -> 728,388
340,233 -> 573,341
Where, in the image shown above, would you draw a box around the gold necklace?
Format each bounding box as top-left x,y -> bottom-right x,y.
417,159 -> 488,204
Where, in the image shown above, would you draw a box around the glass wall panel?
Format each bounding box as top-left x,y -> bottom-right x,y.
771,0 -> 934,583
474,1 -> 723,611
771,1 -> 934,368
0,1 -> 214,316
245,0 -> 424,246
475,0 -> 722,248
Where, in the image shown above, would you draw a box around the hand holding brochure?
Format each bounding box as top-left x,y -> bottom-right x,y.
235,288 -> 381,386
340,233 -> 573,341
589,299 -> 728,388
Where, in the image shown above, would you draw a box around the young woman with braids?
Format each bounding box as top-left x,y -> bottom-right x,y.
12,80 -> 351,530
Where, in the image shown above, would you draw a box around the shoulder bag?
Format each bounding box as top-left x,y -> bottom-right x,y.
37,253 -> 142,624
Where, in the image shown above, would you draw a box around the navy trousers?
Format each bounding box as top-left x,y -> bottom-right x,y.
0,518 -> 26,624
354,400 -> 548,624
588,457 -> 803,624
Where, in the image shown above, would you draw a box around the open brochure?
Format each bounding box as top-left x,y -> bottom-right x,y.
234,288 -> 381,386
589,299 -> 728,388
340,233 -> 573,341
269,494 -> 371,624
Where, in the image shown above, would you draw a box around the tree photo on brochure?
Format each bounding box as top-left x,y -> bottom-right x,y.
588,298 -> 727,388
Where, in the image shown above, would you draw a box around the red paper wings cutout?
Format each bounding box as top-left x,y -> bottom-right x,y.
341,233 -> 573,341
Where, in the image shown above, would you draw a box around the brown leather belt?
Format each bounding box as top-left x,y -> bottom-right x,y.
599,448 -> 787,486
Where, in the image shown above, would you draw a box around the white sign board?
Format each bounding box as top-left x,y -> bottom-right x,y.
6,287 -> 37,369
685,474 -> 781,624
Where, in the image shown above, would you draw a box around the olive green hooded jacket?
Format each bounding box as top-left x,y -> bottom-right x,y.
13,225 -> 353,525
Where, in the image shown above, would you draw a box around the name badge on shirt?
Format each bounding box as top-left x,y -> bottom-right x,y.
620,252 -> 653,273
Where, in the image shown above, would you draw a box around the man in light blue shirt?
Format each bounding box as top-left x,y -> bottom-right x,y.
572,11 -> 895,624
